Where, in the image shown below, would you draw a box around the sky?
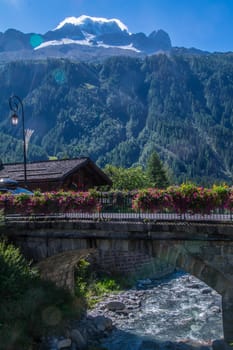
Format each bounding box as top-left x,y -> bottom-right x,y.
0,0 -> 233,52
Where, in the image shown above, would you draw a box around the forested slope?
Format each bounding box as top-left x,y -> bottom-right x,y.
0,53 -> 233,184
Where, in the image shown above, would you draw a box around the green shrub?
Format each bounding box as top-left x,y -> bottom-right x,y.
74,259 -> 91,297
74,259 -> 131,308
0,239 -> 82,349
0,239 -> 38,300
91,278 -> 120,295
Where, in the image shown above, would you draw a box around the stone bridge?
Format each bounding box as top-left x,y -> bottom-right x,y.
4,219 -> 233,345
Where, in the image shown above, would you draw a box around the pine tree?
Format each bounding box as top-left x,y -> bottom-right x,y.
146,151 -> 169,188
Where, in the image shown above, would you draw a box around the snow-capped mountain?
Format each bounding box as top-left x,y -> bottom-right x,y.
54,15 -> 129,34
0,15 -> 172,61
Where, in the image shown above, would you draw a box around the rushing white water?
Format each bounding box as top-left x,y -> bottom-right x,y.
97,271 -> 223,350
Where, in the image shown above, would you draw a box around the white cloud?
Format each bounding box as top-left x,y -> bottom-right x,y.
55,15 -> 129,33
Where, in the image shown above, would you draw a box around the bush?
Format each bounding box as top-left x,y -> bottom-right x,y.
132,188 -> 171,212
1,190 -> 100,215
132,183 -> 232,215
0,239 -> 38,299
0,239 -> 81,349
74,259 -> 127,308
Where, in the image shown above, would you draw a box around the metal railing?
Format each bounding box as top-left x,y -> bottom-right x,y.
3,192 -> 233,224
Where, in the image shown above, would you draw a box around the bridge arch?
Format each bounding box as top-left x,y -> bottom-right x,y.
36,248 -> 98,291
145,241 -> 230,296
134,240 -> 233,344
6,220 -> 233,344
35,242 -> 233,344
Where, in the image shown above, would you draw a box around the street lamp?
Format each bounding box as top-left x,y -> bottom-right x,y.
9,95 -> 27,186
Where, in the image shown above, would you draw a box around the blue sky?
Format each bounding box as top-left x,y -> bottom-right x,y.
0,0 -> 233,52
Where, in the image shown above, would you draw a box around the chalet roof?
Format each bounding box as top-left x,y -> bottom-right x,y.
0,157 -> 112,185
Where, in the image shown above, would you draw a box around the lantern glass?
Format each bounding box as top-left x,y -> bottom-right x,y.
11,114 -> 19,126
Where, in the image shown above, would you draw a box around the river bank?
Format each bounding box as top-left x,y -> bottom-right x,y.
89,271 -> 223,350
43,270 -> 225,350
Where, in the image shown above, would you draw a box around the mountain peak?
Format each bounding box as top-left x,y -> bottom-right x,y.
0,15 -> 172,61
54,15 -> 129,35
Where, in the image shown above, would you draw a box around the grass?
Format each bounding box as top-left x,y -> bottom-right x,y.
74,259 -> 133,309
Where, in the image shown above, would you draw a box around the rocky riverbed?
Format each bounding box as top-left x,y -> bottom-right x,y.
44,271 -> 225,350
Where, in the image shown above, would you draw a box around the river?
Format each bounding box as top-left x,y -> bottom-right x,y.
89,271 -> 223,350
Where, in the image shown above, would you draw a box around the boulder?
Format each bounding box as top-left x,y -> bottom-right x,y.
70,329 -> 87,349
57,338 -> 72,349
105,301 -> 125,311
94,315 -> 113,331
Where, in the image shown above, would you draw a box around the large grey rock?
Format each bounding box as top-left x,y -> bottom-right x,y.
105,301 -> 125,311
70,329 -> 87,349
57,338 -> 72,349
94,315 -> 113,331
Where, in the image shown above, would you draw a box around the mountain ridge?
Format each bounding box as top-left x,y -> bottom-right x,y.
0,15 -> 172,61
0,53 -> 233,185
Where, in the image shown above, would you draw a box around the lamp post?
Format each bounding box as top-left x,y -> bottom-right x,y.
9,95 -> 27,186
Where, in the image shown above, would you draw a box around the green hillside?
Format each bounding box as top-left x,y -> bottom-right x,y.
0,53 -> 233,184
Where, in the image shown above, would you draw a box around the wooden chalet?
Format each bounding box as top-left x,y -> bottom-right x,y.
0,157 -> 112,192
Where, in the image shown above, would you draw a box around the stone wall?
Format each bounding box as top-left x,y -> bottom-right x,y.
36,248 -> 174,291
96,249 -> 174,279
36,249 -> 98,290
